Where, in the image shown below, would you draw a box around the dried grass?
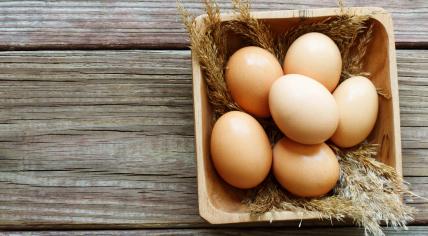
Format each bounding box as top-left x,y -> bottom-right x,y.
178,0 -> 240,118
178,1 -> 414,235
227,0 -> 278,58
244,144 -> 413,236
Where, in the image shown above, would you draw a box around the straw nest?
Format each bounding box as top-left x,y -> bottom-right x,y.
178,1 -> 414,235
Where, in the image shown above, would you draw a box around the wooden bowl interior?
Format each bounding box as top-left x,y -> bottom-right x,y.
364,19 -> 396,168
200,16 -> 393,214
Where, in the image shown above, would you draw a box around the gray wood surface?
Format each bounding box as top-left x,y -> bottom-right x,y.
0,0 -> 426,234
0,0 -> 426,50
0,50 -> 426,229
2,227 -> 428,235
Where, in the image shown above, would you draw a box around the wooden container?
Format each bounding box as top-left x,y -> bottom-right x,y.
192,7 -> 401,224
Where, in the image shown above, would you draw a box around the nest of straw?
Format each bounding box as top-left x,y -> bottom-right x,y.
178,1 -> 414,235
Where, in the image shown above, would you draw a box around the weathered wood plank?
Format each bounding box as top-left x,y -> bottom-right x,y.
398,50 -> 428,130
403,149 -> 428,177
0,0 -> 426,50
0,50 -> 426,229
398,50 -> 428,179
2,226 -> 428,236
0,50 -> 198,229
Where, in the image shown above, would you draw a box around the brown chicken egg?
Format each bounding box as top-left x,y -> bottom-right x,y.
210,111 -> 272,189
283,32 -> 342,92
226,46 -> 283,117
273,138 -> 340,198
269,74 -> 339,144
331,76 -> 379,148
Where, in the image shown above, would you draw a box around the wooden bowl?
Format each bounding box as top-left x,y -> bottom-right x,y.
192,7 -> 401,224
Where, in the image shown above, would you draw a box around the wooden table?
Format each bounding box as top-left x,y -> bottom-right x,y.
0,1 -> 426,235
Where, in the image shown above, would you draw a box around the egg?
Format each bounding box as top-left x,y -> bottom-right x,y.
331,76 -> 379,148
273,137 -> 340,197
269,74 -> 339,144
226,46 -> 283,117
210,111 -> 272,189
283,32 -> 342,92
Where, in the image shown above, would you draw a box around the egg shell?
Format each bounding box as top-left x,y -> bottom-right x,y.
210,111 -> 272,189
273,137 -> 340,198
269,74 -> 339,144
331,76 -> 379,148
283,32 -> 342,92
226,46 -> 283,117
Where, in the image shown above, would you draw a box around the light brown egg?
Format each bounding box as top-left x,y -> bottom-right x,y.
210,111 -> 272,189
283,32 -> 342,92
273,138 -> 340,197
226,46 -> 283,117
269,74 -> 339,144
331,76 -> 379,148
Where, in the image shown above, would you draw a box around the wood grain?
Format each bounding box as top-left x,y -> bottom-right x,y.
0,0 -> 426,50
0,50 -> 426,229
2,227 -> 428,235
